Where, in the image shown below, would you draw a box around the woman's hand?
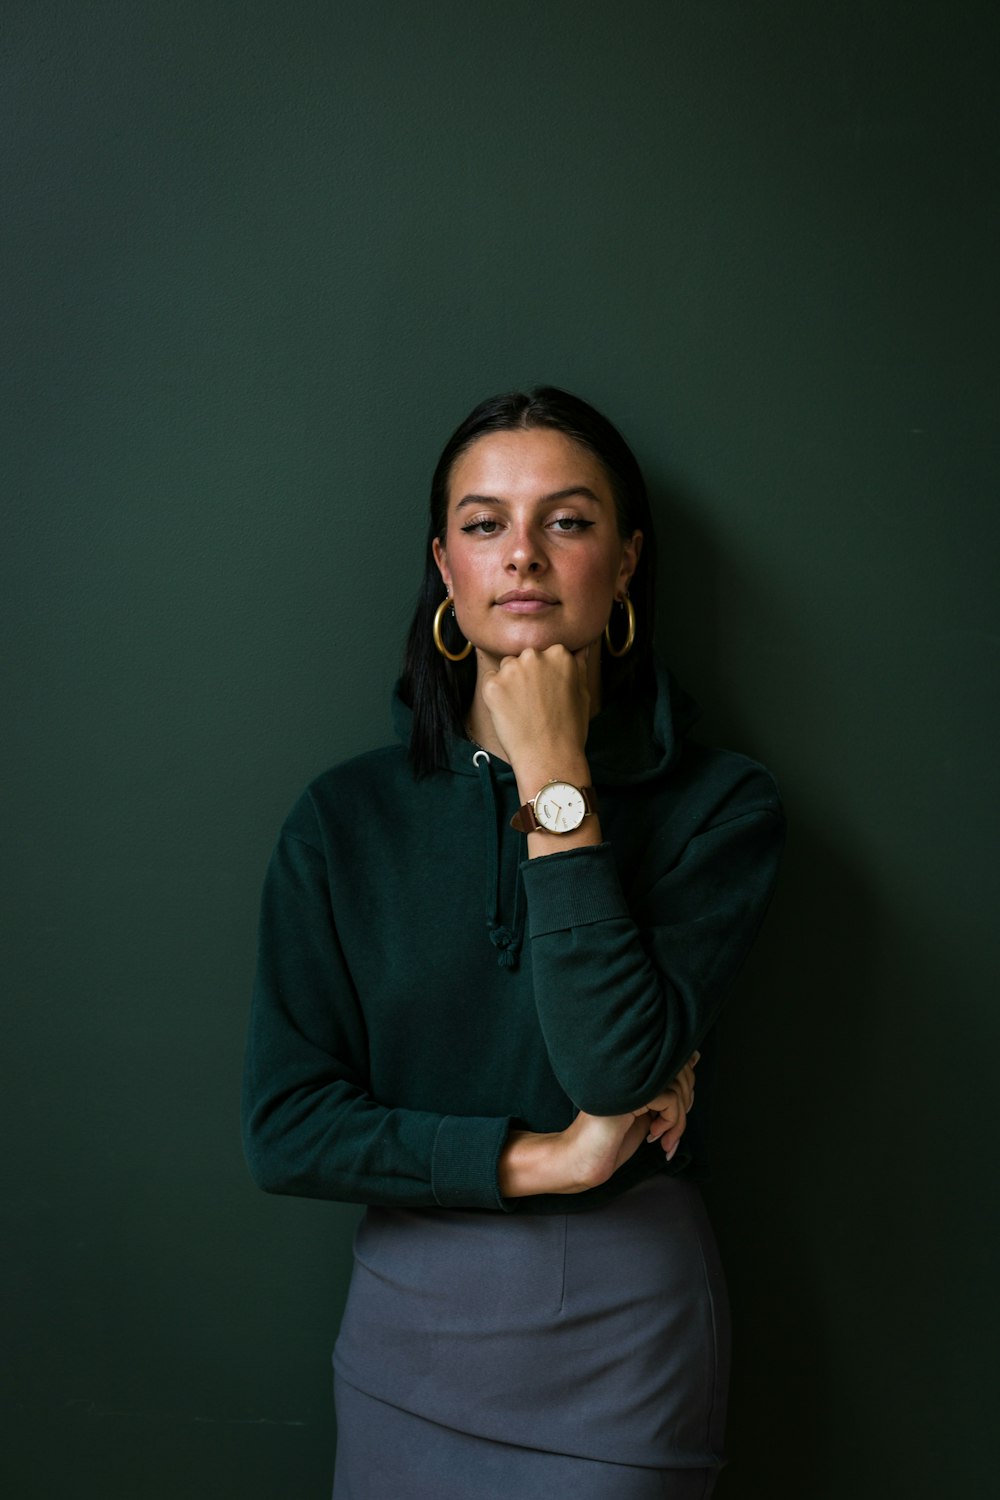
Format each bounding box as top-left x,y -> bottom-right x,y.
643,1053 -> 699,1161
558,1106 -> 657,1191
477,644 -> 591,786
498,1053 -> 700,1197
498,1109 -> 650,1197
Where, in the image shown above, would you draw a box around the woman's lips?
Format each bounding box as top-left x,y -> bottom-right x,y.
495,591 -> 558,613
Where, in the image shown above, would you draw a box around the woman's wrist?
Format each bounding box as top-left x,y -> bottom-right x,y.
498,1128 -> 590,1197
509,753 -> 602,857
511,752 -> 592,808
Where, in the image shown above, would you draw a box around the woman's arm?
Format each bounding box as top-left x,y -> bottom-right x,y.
499,1112 -> 649,1197
499,1056 -> 698,1196
242,818 -> 514,1211
520,807 -> 783,1115
480,645 -> 785,1116
242,805 -> 694,1209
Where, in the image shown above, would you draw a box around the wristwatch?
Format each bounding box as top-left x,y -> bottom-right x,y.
510,780 -> 599,835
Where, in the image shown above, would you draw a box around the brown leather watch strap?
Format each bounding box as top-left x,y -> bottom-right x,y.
510,783 -> 599,834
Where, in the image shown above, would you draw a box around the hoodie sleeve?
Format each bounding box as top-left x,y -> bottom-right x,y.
242,813 -> 512,1211
519,773 -> 785,1116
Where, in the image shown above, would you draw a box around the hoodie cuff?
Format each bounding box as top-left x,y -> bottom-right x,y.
520,842 -> 630,937
431,1114 -> 513,1211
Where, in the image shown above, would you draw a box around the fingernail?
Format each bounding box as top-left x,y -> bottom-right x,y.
666,1142 -> 679,1161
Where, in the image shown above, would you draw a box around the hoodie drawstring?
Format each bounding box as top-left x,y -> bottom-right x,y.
472,750 -> 524,970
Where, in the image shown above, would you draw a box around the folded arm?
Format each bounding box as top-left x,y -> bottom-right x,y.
521,801 -> 785,1115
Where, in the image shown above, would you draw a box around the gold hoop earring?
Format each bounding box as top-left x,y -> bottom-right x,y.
432,596 -> 473,662
603,593 -> 636,658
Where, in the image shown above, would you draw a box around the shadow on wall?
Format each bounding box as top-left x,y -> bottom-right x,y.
644,472 -> 824,1486
647,477 -> 980,1495
705,843 -> 975,1498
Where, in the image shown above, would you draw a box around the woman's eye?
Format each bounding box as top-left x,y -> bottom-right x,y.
460,517 -> 501,534
550,516 -> 594,532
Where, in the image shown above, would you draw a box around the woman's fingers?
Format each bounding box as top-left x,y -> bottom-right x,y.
645,1051 -> 700,1119
478,644 -> 591,771
643,1050 -> 703,1152
674,1064 -> 696,1113
659,1096 -> 688,1159
644,1093 -> 679,1127
645,1079 -> 700,1153
645,1090 -> 682,1141
645,1075 -> 693,1120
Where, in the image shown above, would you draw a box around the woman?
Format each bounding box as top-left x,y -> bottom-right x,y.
243,387 -> 785,1498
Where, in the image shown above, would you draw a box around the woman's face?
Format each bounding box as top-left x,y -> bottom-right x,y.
432,427 -> 641,674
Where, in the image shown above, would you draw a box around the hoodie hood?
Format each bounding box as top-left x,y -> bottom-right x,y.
391,659 -> 700,784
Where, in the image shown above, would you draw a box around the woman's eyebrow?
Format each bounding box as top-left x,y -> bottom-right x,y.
454,486 -> 604,511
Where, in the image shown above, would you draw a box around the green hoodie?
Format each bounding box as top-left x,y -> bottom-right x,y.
242,663 -> 784,1215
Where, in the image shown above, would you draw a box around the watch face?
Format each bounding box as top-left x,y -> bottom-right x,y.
535,781 -> 586,834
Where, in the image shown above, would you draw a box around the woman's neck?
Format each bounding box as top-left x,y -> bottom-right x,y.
464,694 -> 509,758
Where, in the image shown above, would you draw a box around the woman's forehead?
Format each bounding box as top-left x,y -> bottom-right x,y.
448,428 -> 611,504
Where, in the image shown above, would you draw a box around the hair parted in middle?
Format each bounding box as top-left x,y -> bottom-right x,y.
399,385 -> 659,777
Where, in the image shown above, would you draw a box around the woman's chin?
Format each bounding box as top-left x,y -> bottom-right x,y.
473,627 -> 584,662
470,611 -> 605,659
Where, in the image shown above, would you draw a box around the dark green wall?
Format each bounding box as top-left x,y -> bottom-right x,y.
4,2 -> 997,1495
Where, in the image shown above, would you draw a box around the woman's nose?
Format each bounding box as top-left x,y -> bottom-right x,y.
504,524 -> 546,573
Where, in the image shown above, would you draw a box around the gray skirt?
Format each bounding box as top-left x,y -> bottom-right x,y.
332,1174 -> 729,1494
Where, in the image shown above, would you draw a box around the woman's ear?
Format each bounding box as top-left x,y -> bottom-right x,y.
431,536 -> 451,594
619,530 -> 643,590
